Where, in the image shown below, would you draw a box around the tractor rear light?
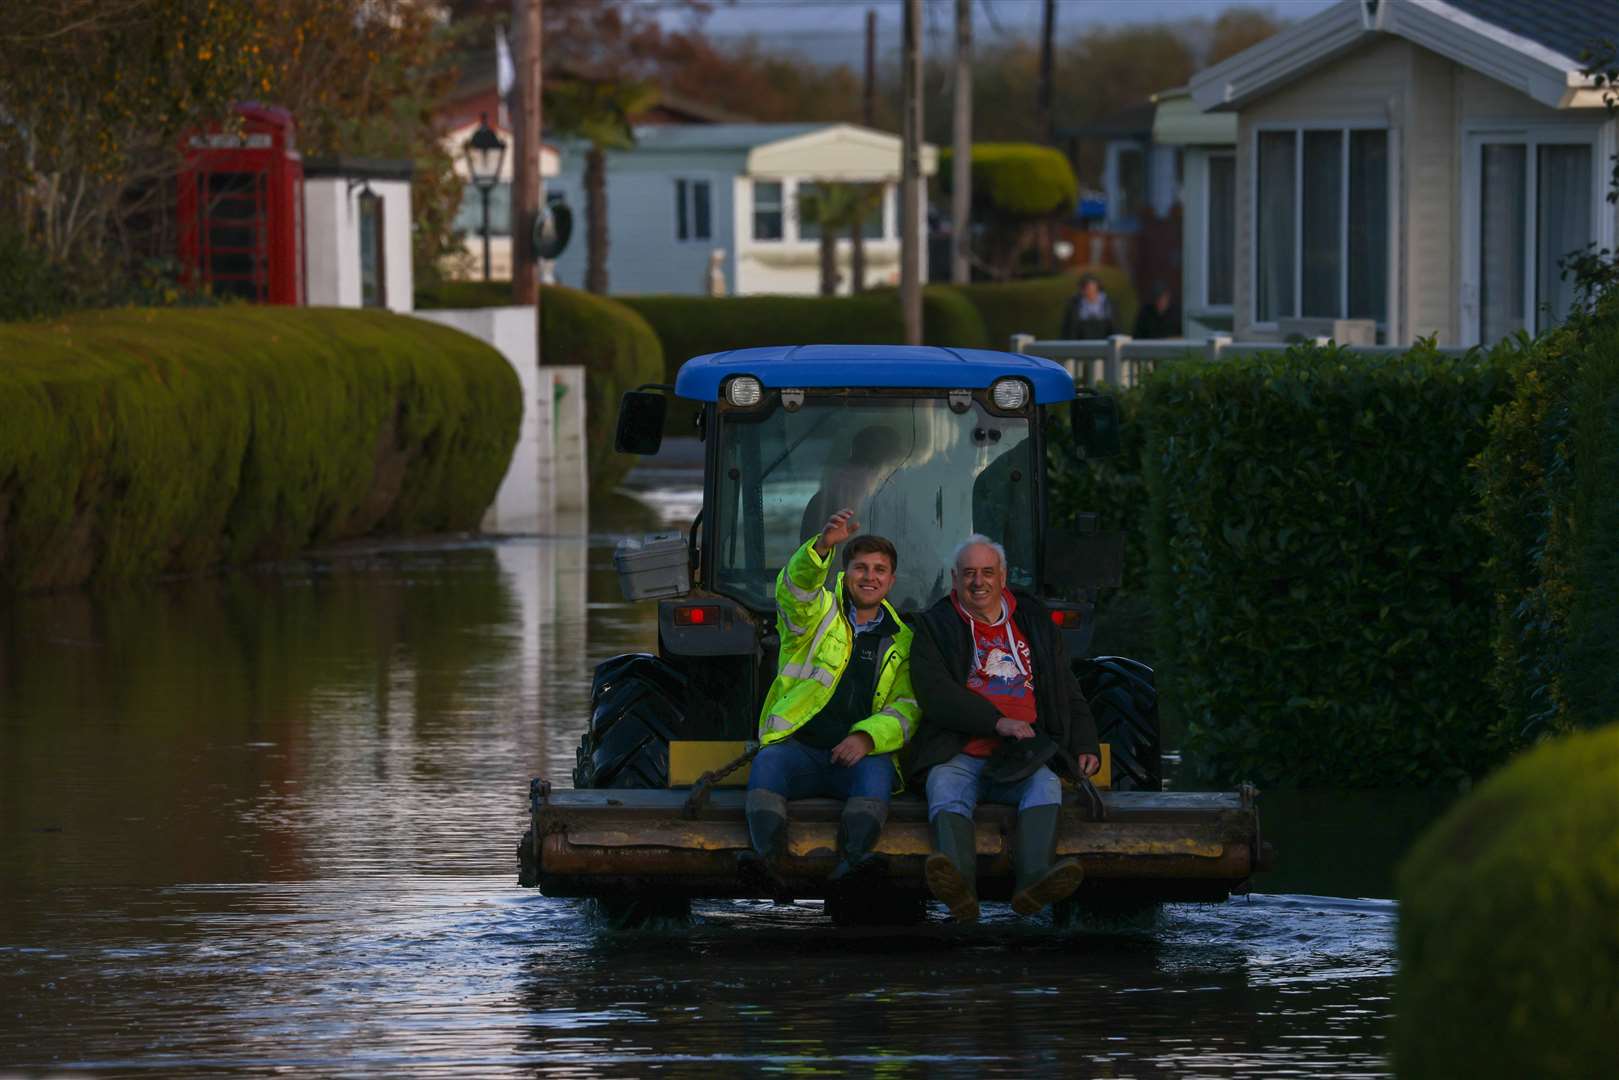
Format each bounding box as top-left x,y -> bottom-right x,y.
725,376 -> 763,407
991,378 -> 1030,411
673,604 -> 721,626
1050,608 -> 1083,629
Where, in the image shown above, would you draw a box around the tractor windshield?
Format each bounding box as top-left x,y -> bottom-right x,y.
713,397 -> 1036,613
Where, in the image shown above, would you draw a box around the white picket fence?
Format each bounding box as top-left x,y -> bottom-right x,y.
1009,333 -> 1474,388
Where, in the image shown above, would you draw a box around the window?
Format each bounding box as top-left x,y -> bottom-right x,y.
1206,153 -> 1235,308
358,189 -> 386,309
752,180 -> 783,241
453,181 -> 511,237
1469,134 -> 1598,341
675,178 -> 711,242
1255,127 -> 1388,325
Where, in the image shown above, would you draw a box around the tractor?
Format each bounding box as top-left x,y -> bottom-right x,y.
518,345 -> 1266,923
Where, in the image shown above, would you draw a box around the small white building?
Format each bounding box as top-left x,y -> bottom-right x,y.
440,117 -> 563,282
545,122 -> 938,296
1186,0 -> 1618,346
302,157 -> 415,314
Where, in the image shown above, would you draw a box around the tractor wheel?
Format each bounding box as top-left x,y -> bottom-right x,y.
572,653 -> 687,790
1076,656 -> 1162,791
517,826 -> 538,888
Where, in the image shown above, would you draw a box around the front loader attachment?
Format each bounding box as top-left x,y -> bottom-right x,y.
523,781 -> 1268,905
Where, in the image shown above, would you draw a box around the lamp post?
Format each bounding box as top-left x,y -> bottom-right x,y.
463,113 -> 507,281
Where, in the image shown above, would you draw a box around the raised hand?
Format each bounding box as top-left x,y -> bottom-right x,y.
814,508 -> 859,556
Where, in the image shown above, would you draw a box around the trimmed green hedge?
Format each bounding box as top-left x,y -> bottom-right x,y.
954,271 -> 1138,347
1395,723 -> 1619,1078
938,143 -> 1078,220
1142,343 -> 1513,787
538,284 -> 664,492
414,280 -> 514,310
0,307 -> 519,591
1479,295 -> 1619,738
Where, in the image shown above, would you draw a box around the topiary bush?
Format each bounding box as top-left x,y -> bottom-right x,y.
0,307 -> 519,592
1142,342 -> 1513,787
1394,723 -> 1619,1079
538,284 -> 665,493
1478,293 -> 1619,740
413,279 -> 515,310
938,143 -> 1078,220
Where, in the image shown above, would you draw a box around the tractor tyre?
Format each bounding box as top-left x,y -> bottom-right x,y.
572,653 -> 688,790
517,826 -> 538,888
1076,656 -> 1162,791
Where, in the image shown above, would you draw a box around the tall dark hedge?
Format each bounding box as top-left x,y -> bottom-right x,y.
957,271 -> 1138,346
537,284 -> 665,493
1478,294 -> 1619,738
0,307 -> 520,592
1142,343 -> 1513,787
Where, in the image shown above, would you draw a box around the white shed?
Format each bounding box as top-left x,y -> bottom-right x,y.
302,157 -> 414,314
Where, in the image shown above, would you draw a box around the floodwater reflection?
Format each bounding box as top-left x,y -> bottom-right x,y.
1,469 -> 1423,1077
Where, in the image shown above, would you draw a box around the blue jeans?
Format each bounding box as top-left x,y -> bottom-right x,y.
748,739 -> 895,801
925,752 -> 1061,821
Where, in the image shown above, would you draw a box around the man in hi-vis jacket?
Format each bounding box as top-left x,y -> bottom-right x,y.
739,508 -> 922,896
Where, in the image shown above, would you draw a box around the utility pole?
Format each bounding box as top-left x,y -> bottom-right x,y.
511,0 -> 542,309
1038,0 -> 1055,145
900,0 -> 923,344
863,8 -> 877,128
951,0 -> 972,285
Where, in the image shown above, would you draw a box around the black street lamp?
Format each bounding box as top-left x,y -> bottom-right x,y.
463,112 -> 507,281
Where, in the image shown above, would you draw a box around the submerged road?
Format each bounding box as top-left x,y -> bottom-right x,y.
0,462 -> 1435,1077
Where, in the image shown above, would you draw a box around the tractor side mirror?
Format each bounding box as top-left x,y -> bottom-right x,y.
1070,393 -> 1121,459
615,390 -> 667,455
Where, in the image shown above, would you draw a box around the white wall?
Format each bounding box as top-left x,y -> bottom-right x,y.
303,175 -> 413,313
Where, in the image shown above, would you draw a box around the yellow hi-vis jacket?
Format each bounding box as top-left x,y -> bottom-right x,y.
757,537 -> 922,769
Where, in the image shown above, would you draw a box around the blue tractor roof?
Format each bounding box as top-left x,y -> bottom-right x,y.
672,345 -> 1076,403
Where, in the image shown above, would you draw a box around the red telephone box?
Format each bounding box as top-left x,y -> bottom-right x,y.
177,104 -> 304,305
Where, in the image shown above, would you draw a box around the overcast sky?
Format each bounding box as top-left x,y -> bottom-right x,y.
657,0 -> 1339,66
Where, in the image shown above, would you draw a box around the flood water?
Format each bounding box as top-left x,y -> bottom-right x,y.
1,462 -> 1452,1077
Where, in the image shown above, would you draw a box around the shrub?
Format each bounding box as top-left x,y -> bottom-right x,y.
938,143 -> 1078,219
922,285 -> 991,350
1478,295 -> 1619,739
538,284 -> 664,492
1394,723 -> 1619,1079
1142,343 -> 1513,787
413,279 -> 514,310
958,271 -> 1138,347
0,231 -> 73,322
0,307 -> 519,591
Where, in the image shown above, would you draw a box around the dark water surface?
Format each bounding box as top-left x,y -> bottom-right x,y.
2,474 -> 1444,1077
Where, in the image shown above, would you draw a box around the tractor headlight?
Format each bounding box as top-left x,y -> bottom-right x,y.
725,376 -> 763,407
990,378 -> 1030,411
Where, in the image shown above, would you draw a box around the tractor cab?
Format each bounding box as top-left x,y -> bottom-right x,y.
520,346 -> 1266,922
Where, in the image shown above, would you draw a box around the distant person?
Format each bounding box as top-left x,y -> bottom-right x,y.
1132,282 -> 1179,339
738,509 -> 921,899
706,249 -> 727,297
1061,273 -> 1116,340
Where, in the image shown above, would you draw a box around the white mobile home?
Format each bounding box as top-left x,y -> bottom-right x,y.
546,123 -> 937,296
1186,0 -> 1618,346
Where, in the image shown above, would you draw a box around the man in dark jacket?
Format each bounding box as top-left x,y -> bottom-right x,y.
903,534 -> 1100,923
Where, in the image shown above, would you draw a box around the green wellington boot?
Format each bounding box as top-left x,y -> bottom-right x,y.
1010,803 -> 1084,916
826,797 -> 889,887
737,789 -> 790,896
924,811 -> 980,923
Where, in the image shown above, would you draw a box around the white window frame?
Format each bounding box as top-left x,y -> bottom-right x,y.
1249,120 -> 1396,332
673,176 -> 714,243
751,177 -> 785,243
1458,120 -> 1616,346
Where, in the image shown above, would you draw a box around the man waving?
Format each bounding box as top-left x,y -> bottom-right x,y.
738,508 -> 921,896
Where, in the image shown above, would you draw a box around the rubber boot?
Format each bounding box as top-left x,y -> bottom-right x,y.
924,812 -> 980,923
737,789 -> 790,898
825,797 -> 889,887
1010,803 -> 1084,916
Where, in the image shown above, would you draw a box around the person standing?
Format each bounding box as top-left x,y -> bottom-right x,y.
904,534 -> 1100,922
739,509 -> 921,897
1061,272 -> 1116,339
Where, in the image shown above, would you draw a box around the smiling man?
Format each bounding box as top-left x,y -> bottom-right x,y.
739,508 -> 921,898
903,534 -> 1101,923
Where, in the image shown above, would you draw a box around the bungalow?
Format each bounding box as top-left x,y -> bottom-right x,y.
545,123 -> 938,296
1187,0 -> 1617,345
